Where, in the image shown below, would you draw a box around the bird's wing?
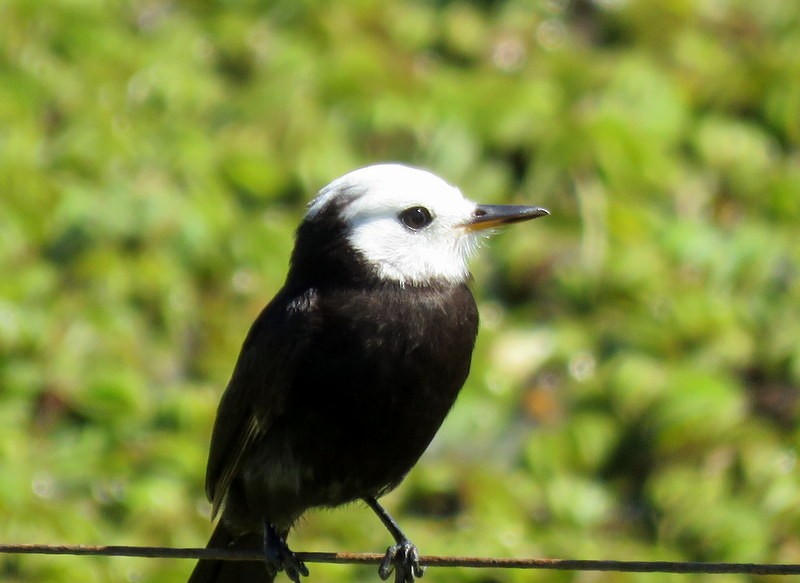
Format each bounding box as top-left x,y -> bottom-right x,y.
204,294 -> 314,520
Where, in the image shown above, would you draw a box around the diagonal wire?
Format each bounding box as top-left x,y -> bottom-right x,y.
0,544 -> 799,575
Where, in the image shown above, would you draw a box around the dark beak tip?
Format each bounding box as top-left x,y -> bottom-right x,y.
518,206 -> 550,221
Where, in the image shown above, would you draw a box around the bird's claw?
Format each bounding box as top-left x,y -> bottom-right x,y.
378,540 -> 425,583
264,534 -> 309,583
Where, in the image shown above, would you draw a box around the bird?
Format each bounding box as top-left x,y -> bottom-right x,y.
187,163 -> 549,583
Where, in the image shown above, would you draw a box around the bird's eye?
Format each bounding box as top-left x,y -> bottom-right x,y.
398,206 -> 433,230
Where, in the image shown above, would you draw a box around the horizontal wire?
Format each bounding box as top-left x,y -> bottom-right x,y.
1,544 -> 799,575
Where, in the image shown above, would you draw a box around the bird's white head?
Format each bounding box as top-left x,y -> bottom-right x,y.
306,164 -> 548,287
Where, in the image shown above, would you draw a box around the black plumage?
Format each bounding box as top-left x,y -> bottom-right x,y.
187,165 -> 547,583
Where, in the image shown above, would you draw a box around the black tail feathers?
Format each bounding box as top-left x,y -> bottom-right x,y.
186,522 -> 272,583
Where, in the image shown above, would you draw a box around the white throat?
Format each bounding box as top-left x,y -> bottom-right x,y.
308,164 -> 481,286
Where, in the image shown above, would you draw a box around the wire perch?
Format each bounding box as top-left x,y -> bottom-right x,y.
0,544 -> 799,575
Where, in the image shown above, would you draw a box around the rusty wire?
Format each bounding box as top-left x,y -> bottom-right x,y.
1,543 -> 799,575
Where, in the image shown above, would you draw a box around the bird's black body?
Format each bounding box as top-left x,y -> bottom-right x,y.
220,279 -> 478,531
188,200 -> 479,583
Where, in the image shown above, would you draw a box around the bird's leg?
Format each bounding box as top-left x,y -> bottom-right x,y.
262,520 -> 309,583
364,496 -> 425,583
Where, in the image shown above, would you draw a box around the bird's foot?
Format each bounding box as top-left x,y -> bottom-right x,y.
378,539 -> 425,583
263,523 -> 309,583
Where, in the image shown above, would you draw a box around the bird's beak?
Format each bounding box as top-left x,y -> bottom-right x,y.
464,205 -> 550,232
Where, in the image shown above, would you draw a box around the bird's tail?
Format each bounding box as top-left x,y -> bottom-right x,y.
187,521 -> 271,583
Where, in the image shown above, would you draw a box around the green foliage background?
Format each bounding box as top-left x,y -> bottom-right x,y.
1,1 -> 799,582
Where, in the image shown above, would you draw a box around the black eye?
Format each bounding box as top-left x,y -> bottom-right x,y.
398,206 -> 433,230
